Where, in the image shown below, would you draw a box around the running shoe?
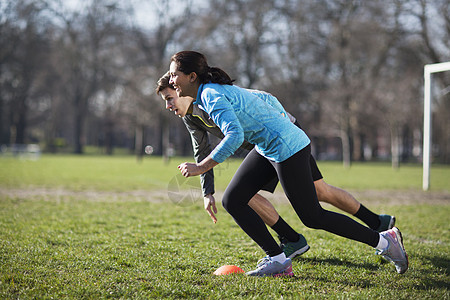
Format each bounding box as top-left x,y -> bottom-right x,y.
377,227 -> 409,274
280,234 -> 310,259
246,256 -> 294,277
377,214 -> 396,232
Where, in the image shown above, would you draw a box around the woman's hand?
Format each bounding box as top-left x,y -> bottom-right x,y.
178,156 -> 219,178
178,162 -> 204,177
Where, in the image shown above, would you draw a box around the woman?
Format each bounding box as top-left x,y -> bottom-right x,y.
169,50 -> 408,276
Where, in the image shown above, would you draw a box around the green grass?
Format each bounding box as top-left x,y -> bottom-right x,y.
0,155 -> 449,192
0,155 -> 449,299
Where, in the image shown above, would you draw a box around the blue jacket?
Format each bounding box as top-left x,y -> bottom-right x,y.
194,83 -> 310,163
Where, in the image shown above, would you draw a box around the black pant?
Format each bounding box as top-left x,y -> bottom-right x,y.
222,145 -> 379,256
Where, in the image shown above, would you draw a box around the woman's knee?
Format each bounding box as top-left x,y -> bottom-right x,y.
221,193 -> 232,212
298,210 -> 327,229
222,189 -> 241,213
301,218 -> 323,229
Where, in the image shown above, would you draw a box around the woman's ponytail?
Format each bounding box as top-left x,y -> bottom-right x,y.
208,67 -> 234,85
171,51 -> 234,86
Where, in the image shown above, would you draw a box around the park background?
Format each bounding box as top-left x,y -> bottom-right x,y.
1,0 -> 449,167
1,0 -> 449,299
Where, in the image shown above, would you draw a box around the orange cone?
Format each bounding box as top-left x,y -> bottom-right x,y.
213,265 -> 245,275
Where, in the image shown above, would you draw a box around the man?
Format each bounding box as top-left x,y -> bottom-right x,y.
156,72 -> 395,259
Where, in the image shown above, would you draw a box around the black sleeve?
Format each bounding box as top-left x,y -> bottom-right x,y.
182,116 -> 215,196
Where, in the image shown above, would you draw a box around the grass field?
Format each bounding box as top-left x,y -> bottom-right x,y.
0,155 -> 449,299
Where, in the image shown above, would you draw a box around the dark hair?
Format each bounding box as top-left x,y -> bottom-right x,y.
155,71 -> 174,95
170,51 -> 234,85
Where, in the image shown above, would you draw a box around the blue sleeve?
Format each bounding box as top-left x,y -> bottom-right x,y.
266,94 -> 288,116
256,92 -> 288,118
201,88 -> 244,163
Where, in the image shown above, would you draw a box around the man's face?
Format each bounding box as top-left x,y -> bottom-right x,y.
160,87 -> 193,118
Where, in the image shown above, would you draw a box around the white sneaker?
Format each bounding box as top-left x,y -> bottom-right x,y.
246,256 -> 294,277
377,227 -> 409,274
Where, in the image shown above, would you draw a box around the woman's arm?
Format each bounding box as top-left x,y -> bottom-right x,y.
178,87 -> 242,176
201,87 -> 244,163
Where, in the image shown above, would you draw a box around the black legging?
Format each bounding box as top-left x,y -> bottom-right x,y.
222,145 -> 380,256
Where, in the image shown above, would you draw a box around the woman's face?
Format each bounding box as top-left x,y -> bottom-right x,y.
159,86 -> 193,118
169,61 -> 197,98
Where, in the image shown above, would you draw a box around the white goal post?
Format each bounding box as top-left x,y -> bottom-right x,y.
423,61 -> 450,191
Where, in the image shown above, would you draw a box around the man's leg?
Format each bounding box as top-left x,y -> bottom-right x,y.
314,179 -> 360,214
314,179 -> 395,231
248,193 -> 280,226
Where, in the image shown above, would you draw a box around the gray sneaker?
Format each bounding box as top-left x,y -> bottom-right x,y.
377,227 -> 408,274
280,234 -> 310,259
377,215 -> 396,232
246,256 -> 294,277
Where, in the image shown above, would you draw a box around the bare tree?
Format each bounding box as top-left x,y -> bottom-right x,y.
123,0 -> 195,160
0,0 -> 51,145
1,0 -> 448,164
416,0 -> 450,163
47,0 -> 126,153
295,0 -> 423,167
194,0 -> 284,89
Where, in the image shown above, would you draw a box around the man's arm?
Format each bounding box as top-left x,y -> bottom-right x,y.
182,116 -> 215,196
182,116 -> 219,223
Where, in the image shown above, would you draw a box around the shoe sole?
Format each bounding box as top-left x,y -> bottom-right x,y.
246,264 -> 294,277
393,227 -> 409,274
288,245 -> 310,260
273,265 -> 294,277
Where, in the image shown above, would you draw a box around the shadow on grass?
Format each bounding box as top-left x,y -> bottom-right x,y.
411,254 -> 450,290
299,256 -> 380,271
295,255 -> 450,291
291,273 -> 377,289
287,257 -> 379,289
423,254 -> 450,275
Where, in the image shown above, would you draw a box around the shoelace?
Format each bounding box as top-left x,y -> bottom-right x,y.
256,256 -> 272,268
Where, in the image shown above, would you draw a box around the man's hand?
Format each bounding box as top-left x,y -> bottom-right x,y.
204,194 -> 218,224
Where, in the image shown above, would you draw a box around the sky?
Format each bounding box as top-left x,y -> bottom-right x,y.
62,0 -> 154,27
61,0 -> 205,30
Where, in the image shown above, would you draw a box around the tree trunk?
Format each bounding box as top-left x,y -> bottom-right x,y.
353,132 -> 362,161
340,129 -> 351,169
0,97 -> 4,144
74,109 -> 83,154
15,102 -> 27,144
105,116 -> 114,155
11,95 -> 27,144
135,125 -> 144,162
391,126 -> 400,169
